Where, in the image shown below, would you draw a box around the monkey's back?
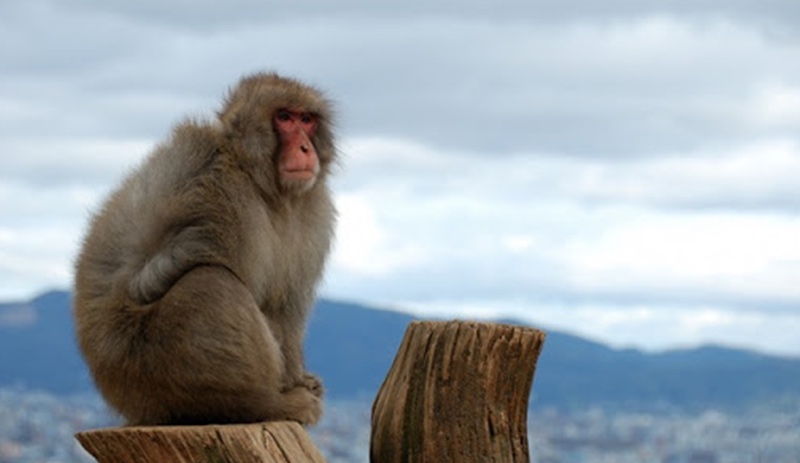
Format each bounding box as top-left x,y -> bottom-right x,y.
76,125 -> 211,277
73,123 -> 231,352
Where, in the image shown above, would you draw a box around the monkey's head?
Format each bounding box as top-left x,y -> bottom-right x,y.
218,72 -> 336,198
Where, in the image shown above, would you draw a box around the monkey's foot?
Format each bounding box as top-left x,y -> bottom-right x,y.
281,386 -> 322,425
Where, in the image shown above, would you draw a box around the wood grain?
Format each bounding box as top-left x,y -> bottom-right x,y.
370,320 -> 546,462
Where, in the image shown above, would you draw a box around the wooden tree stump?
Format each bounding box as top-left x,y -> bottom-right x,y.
75,421 -> 326,463
371,320 -> 546,462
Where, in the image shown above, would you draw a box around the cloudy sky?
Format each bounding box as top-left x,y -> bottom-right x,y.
2,0 -> 799,356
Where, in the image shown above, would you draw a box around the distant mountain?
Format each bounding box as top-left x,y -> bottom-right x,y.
0,291 -> 93,394
2,290 -> 799,411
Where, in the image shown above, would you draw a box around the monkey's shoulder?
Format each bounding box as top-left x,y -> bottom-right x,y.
158,121 -> 222,173
126,122 -> 225,195
171,120 -> 221,148
95,122 -> 232,232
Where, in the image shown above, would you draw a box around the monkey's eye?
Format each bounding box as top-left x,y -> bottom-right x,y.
300,113 -> 314,124
276,109 -> 292,121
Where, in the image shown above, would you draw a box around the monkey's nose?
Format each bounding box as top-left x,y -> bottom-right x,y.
300,144 -> 309,153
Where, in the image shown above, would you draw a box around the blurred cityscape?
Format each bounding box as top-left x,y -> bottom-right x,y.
0,388 -> 798,463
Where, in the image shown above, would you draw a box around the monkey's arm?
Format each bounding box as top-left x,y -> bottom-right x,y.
268,294 -> 324,398
281,328 -> 324,398
129,223 -> 230,304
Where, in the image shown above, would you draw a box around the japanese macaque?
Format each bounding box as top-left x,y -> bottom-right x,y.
73,72 -> 336,426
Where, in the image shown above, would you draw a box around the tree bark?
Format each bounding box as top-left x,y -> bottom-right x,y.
75,421 -> 326,463
370,320 -> 546,463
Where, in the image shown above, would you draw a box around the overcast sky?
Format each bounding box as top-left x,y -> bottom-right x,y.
2,0 -> 800,356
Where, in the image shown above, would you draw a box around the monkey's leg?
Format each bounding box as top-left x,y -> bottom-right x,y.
124,265 -> 321,426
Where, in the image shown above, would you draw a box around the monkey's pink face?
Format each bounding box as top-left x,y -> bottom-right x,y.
274,108 -> 320,193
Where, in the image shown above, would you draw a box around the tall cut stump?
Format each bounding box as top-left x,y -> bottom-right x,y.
371,320 -> 546,462
76,421 -> 326,463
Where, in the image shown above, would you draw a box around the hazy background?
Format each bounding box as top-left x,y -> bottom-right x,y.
2,0 -> 799,356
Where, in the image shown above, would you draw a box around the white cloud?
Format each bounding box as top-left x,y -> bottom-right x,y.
325,136 -> 800,317
332,193 -> 432,275
0,138 -> 152,186
0,225 -> 78,298
751,82 -> 800,127
561,210 -> 800,303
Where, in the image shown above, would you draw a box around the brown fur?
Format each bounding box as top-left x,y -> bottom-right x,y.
73,72 -> 336,426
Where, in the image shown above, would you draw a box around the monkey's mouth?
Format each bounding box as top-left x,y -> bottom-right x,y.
281,169 -> 316,181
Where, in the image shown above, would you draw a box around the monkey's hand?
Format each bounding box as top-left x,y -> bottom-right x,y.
299,372 -> 324,398
282,372 -> 324,399
129,252 -> 179,304
129,226 -> 225,304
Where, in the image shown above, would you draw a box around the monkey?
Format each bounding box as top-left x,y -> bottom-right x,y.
73,72 -> 337,426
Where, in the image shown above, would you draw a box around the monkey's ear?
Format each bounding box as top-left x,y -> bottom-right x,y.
217,99 -> 235,127
217,102 -> 247,134
217,83 -> 251,131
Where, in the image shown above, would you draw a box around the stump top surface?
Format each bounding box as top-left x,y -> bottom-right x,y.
76,421 -> 326,463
